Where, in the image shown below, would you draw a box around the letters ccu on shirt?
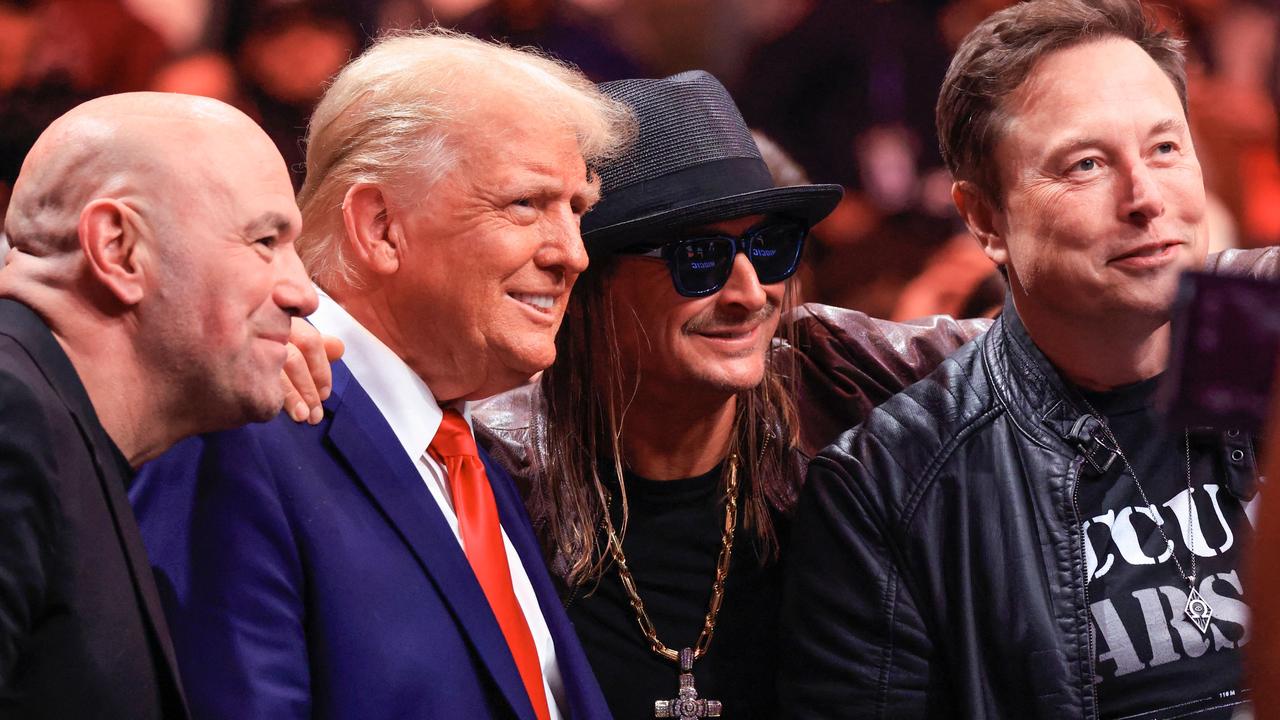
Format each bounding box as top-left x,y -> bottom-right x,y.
1077,376 -> 1254,720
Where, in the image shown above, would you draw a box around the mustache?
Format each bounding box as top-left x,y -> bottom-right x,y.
684,300 -> 779,335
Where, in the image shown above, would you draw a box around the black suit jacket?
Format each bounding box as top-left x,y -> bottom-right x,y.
0,299 -> 187,719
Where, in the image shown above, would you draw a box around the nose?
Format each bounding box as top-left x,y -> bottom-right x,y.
538,209 -> 591,279
716,253 -> 768,311
1121,161 -> 1165,225
275,244 -> 319,317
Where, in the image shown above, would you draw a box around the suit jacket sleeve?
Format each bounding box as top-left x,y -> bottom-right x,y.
778,434 -> 935,719
143,429 -> 311,720
0,362 -> 58,683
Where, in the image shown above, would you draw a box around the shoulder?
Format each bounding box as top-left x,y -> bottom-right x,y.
785,302 -> 990,356
1204,247 -> 1280,279
0,334 -> 66,475
472,384 -> 536,484
134,413 -> 339,527
810,336 -> 1002,518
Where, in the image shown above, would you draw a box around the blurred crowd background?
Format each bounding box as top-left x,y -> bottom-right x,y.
1,0 -> 1277,321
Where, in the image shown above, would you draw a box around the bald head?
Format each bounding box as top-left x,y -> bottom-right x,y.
5,92 -> 283,259
0,91 -> 317,463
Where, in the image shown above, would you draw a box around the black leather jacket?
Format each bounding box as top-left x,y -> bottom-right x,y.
778,263 -> 1269,718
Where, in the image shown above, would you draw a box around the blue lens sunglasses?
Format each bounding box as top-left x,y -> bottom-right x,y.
621,218 -> 809,297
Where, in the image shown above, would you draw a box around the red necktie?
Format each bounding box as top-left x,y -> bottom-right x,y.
428,409 -> 552,720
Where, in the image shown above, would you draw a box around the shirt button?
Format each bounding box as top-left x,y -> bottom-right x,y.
1231,449 -> 1245,462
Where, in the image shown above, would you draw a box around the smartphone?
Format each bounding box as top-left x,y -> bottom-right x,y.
1160,271 -> 1280,433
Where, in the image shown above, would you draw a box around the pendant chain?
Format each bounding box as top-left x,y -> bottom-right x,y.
602,453 -> 740,664
1082,403 -> 1196,585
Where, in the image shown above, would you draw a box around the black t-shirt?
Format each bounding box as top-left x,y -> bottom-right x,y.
1077,377 -> 1251,719
565,463 -> 785,720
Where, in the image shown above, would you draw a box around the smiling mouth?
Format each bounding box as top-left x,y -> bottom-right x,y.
697,326 -> 758,341
509,292 -> 557,313
1111,241 -> 1181,262
259,331 -> 291,345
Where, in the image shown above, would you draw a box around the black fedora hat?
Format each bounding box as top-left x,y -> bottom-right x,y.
582,70 -> 843,257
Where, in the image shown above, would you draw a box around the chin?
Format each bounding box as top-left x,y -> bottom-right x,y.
701,365 -> 766,395
239,387 -> 287,425
504,342 -> 558,377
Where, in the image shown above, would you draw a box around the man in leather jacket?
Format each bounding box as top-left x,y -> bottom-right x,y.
779,0 -> 1277,717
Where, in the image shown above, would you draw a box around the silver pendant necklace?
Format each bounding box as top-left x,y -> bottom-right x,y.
1087,414 -> 1214,634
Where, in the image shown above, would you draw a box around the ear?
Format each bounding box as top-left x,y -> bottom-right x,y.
341,183 -> 399,276
78,199 -> 147,306
951,180 -> 1009,266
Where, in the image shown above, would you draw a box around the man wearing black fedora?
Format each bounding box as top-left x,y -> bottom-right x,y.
274,68 -> 993,717
475,70 -> 988,719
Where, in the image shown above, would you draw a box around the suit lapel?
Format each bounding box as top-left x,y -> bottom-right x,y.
83,428 -> 191,717
485,452 -> 608,720
323,361 -> 536,720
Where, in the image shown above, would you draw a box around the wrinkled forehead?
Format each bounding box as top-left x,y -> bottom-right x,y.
995,38 -> 1187,161
449,108 -> 595,194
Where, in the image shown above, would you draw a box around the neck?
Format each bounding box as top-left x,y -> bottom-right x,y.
1011,292 -> 1170,391
618,380 -> 737,481
328,281 -> 473,403
1,272 -> 187,468
54,312 -> 183,468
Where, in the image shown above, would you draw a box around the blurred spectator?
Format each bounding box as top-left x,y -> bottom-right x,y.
806,209 -> 954,318
150,51 -> 245,107
1,0 -> 166,217
754,129 -> 825,302
123,0 -> 209,53
754,130 -> 810,188
737,0 -> 951,193
232,3 -> 358,186
891,233 -> 1002,321
0,1 -> 36,92
21,0 -> 167,93
1180,0 -> 1280,246
455,0 -> 642,80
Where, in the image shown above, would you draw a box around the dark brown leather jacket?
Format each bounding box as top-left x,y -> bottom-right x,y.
473,305 -> 989,492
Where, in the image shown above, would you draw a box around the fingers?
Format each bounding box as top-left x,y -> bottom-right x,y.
301,334 -> 336,411
282,318 -> 336,425
323,335 -> 345,364
282,343 -> 323,424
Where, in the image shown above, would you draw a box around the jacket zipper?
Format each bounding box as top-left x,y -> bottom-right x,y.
1069,459 -> 1101,720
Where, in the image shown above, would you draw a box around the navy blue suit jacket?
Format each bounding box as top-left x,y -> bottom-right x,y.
130,360 -> 611,719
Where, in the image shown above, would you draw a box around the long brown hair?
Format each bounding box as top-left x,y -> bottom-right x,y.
527,256 -> 803,587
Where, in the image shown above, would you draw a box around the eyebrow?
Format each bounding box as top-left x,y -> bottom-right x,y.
577,178 -> 602,209
1146,118 -> 1186,139
506,163 -> 601,207
243,211 -> 296,238
1046,118 -> 1188,160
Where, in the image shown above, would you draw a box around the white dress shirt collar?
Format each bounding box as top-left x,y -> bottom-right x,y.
307,288 -> 471,459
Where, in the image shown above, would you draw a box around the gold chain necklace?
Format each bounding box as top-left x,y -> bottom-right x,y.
601,453 -> 739,719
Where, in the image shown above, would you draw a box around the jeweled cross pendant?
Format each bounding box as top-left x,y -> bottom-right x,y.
654,648 -> 721,719
1185,586 -> 1214,634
